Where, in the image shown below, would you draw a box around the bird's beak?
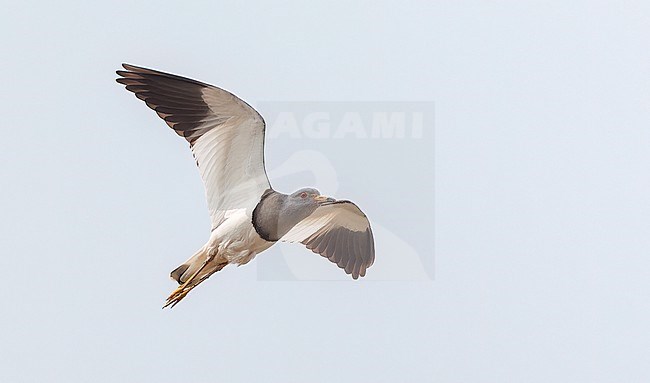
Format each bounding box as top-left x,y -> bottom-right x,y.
314,195 -> 335,203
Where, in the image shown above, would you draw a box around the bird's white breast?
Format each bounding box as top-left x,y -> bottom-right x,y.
208,208 -> 274,265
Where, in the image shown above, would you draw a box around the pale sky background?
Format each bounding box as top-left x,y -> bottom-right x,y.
2,1 -> 650,382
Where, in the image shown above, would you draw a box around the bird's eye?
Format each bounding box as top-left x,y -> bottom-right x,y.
300,192 -> 308,198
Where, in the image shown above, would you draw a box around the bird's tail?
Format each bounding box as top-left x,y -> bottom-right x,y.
165,247 -> 227,308
170,248 -> 205,285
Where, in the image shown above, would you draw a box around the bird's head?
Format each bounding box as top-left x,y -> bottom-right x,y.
254,188 -> 338,241
289,188 -> 335,207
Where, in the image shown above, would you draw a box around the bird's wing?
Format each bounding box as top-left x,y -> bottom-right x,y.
280,201 -> 375,279
116,64 -> 270,229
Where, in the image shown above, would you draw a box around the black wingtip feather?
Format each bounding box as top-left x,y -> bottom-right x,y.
118,63 -> 213,88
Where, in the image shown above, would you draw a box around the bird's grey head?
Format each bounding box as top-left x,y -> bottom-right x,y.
287,187 -> 337,209
281,188 -> 335,231
289,187 -> 321,204
252,188 -> 335,241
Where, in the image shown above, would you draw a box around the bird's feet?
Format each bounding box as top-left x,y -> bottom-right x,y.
163,283 -> 190,308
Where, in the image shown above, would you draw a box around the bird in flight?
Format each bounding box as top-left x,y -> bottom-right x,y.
116,64 -> 375,308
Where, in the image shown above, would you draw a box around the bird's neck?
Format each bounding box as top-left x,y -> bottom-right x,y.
252,190 -> 289,241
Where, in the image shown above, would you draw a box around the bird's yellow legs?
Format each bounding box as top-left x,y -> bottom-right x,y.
163,251 -> 223,308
